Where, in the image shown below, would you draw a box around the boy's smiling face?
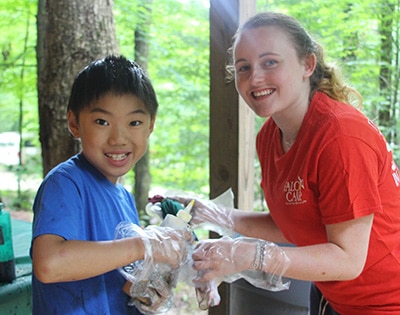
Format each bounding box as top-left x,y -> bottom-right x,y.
68,93 -> 155,184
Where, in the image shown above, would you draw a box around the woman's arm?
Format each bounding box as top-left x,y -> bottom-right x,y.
284,214 -> 373,281
232,210 -> 290,243
192,214 -> 373,283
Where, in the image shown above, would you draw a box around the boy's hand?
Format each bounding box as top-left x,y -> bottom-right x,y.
141,225 -> 193,268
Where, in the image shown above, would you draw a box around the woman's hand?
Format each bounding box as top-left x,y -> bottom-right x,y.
192,237 -> 247,282
192,237 -> 291,286
172,196 -> 235,236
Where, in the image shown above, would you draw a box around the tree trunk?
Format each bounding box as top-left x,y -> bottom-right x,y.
37,0 -> 119,176
133,0 -> 153,213
377,0 -> 394,142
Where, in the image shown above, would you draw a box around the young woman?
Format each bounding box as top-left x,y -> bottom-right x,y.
184,12 -> 400,315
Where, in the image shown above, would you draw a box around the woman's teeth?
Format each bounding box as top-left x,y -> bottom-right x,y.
253,89 -> 273,98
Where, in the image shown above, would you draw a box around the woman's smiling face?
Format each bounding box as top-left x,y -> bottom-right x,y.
234,26 -> 313,118
68,93 -> 155,184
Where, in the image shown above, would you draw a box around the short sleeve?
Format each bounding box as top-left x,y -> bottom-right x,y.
317,136 -> 383,224
32,172 -> 84,241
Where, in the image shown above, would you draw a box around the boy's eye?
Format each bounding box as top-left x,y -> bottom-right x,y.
95,119 -> 109,126
130,120 -> 142,127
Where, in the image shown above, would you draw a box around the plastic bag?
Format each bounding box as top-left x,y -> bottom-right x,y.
115,222 -> 190,314
165,189 -> 291,309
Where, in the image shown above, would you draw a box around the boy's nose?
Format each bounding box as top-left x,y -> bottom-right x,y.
108,127 -> 127,146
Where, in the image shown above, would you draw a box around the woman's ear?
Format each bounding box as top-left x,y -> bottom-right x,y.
67,110 -> 80,138
303,53 -> 317,79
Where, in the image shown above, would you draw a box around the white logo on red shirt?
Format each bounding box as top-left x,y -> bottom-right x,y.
283,176 -> 306,205
391,161 -> 400,187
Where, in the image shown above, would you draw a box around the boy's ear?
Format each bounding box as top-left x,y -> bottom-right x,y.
149,116 -> 156,135
67,110 -> 80,138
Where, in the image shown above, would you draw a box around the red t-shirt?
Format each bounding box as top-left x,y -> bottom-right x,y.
257,91 -> 400,314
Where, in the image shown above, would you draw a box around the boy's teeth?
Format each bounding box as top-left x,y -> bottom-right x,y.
107,154 -> 127,161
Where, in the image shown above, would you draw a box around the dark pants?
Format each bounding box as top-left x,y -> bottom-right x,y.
309,283 -> 340,315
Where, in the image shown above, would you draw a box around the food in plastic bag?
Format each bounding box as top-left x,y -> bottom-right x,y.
115,221 -> 193,314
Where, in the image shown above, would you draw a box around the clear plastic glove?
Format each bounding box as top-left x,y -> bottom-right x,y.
141,224 -> 193,268
169,189 -> 235,237
177,250 -> 222,310
123,264 -> 179,314
192,237 -> 290,292
114,222 -> 194,314
195,277 -> 221,310
115,222 -> 193,269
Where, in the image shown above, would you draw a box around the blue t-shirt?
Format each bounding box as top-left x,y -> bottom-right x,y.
31,153 -> 142,315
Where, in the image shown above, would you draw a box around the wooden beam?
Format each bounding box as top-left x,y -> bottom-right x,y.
237,2 -> 256,211
209,0 -> 256,314
210,0 -> 240,201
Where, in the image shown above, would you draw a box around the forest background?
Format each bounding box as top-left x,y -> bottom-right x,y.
1,0 -> 399,221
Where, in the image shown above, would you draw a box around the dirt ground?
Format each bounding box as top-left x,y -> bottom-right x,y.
10,209 -> 34,222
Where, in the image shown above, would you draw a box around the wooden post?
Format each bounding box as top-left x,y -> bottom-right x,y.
237,3 -> 256,211
209,0 -> 256,314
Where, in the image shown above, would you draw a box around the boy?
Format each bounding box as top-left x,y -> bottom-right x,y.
30,55 -> 190,314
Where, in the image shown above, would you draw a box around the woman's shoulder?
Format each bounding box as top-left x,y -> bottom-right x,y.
309,92 -> 374,135
306,92 -> 389,161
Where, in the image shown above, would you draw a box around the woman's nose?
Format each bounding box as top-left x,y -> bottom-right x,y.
249,66 -> 264,85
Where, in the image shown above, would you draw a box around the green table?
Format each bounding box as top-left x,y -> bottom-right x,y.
0,219 -> 32,314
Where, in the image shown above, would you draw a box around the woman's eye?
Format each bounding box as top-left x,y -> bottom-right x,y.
95,119 -> 109,126
236,64 -> 250,73
265,59 -> 277,67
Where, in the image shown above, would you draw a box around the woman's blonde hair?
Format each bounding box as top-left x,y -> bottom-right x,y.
227,12 -> 362,107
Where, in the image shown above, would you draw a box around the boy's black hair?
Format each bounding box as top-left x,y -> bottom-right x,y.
67,55 -> 158,119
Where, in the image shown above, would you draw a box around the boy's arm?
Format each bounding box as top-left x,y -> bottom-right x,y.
32,225 -> 192,284
32,234 -> 144,283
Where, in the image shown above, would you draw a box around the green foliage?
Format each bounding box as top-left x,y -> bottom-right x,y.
2,0 -> 400,208
115,0 -> 210,194
258,0 -> 400,158
148,1 -> 210,194
0,0 -> 42,183
0,0 -> 38,134
1,187 -> 35,210
257,1 -> 380,110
